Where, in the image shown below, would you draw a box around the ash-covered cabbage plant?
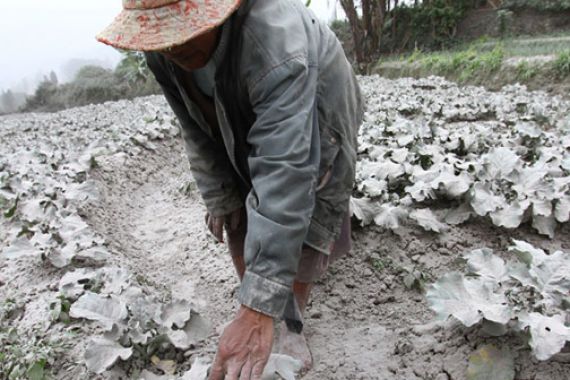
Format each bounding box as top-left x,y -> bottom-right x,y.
0,99 -> 179,267
61,266 -> 211,374
427,240 -> 570,361
353,76 -> 570,237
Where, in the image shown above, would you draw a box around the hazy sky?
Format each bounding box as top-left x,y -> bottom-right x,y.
0,0 -> 341,93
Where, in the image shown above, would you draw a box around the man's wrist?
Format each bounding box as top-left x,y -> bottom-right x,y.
238,304 -> 276,324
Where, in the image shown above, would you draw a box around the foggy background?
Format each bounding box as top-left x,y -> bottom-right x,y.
0,0 -> 343,95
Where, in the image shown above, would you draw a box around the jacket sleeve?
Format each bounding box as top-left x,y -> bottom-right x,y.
145,53 -> 243,217
238,55 -> 320,318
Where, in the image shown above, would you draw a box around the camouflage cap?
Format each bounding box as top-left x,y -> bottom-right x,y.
96,0 -> 242,51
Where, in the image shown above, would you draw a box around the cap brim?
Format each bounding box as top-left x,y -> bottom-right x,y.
96,0 -> 241,51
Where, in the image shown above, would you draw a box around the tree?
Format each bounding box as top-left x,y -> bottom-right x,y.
339,0 -> 389,66
1,90 -> 16,114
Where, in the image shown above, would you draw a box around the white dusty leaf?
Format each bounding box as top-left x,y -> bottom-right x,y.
426,273 -> 511,327
129,294 -> 162,327
46,245 -> 76,268
164,312 -> 211,349
444,203 -> 474,225
180,357 -> 211,380
70,292 -> 128,330
518,313 -> 570,361
373,204 -> 408,230
489,201 -> 527,229
532,199 -> 553,218
405,181 -> 434,202
482,147 -> 519,179
532,214 -> 557,238
2,238 -> 39,259
373,161 -> 406,182
554,197 -> 570,223
529,250 -> 570,307
431,171 -> 471,197
84,337 -> 132,374
470,183 -> 504,216
516,122 -> 542,138
99,267 -> 130,295
359,178 -> 387,197
508,240 -> 548,266
350,197 -> 380,226
409,209 -> 447,233
65,180 -> 100,202
74,246 -> 111,265
159,300 -> 192,329
465,249 -> 508,283
59,268 -> 99,299
139,370 -> 173,380
262,354 -> 303,380
467,345 -> 515,380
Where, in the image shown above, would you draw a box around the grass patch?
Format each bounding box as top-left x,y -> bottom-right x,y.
516,61 -> 540,81
553,50 -> 570,77
402,44 -> 506,82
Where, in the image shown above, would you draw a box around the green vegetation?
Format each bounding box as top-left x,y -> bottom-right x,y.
516,61 -> 539,81
378,34 -> 570,87
22,52 -> 160,113
503,0 -> 570,11
1,299 -> 69,380
553,49 -> 570,77
401,43 -> 506,81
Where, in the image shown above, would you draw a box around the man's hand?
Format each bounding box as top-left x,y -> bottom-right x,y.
205,208 -> 242,243
209,306 -> 273,380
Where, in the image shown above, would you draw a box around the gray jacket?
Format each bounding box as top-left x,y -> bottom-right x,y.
146,0 -> 363,319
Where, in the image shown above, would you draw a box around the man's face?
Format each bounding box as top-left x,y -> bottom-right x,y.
160,27 -> 220,71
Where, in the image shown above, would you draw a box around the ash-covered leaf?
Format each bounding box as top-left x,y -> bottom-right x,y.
70,292 -> 128,330
532,214 -> 557,238
99,267 -> 130,295
470,183 -> 504,216
518,313 -> 570,361
163,312 -> 211,349
359,178 -> 387,197
74,246 -> 111,265
431,171 -> 471,197
508,240 -> 548,266
532,199 -> 553,218
85,337 -> 132,374
350,197 -> 379,226
405,181 -> 434,202
59,268 -> 99,299
409,209 -> 448,233
482,147 -> 520,179
2,237 -> 39,259
262,354 -> 303,380
426,273 -> 511,327
465,249 -> 508,284
159,300 -> 192,329
444,203 -> 474,225
554,197 -> 570,223
467,345 -> 515,380
489,201 -> 528,229
180,357 -> 211,380
373,204 -> 409,230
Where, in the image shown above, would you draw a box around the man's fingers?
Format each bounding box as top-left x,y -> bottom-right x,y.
208,365 -> 224,380
238,359 -> 253,380
213,216 -> 224,242
229,210 -> 241,231
208,355 -> 225,380
250,361 -> 266,380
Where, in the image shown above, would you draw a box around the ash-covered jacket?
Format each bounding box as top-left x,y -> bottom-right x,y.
146,0 -> 363,319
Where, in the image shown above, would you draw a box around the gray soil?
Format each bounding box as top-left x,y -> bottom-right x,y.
1,82 -> 569,379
